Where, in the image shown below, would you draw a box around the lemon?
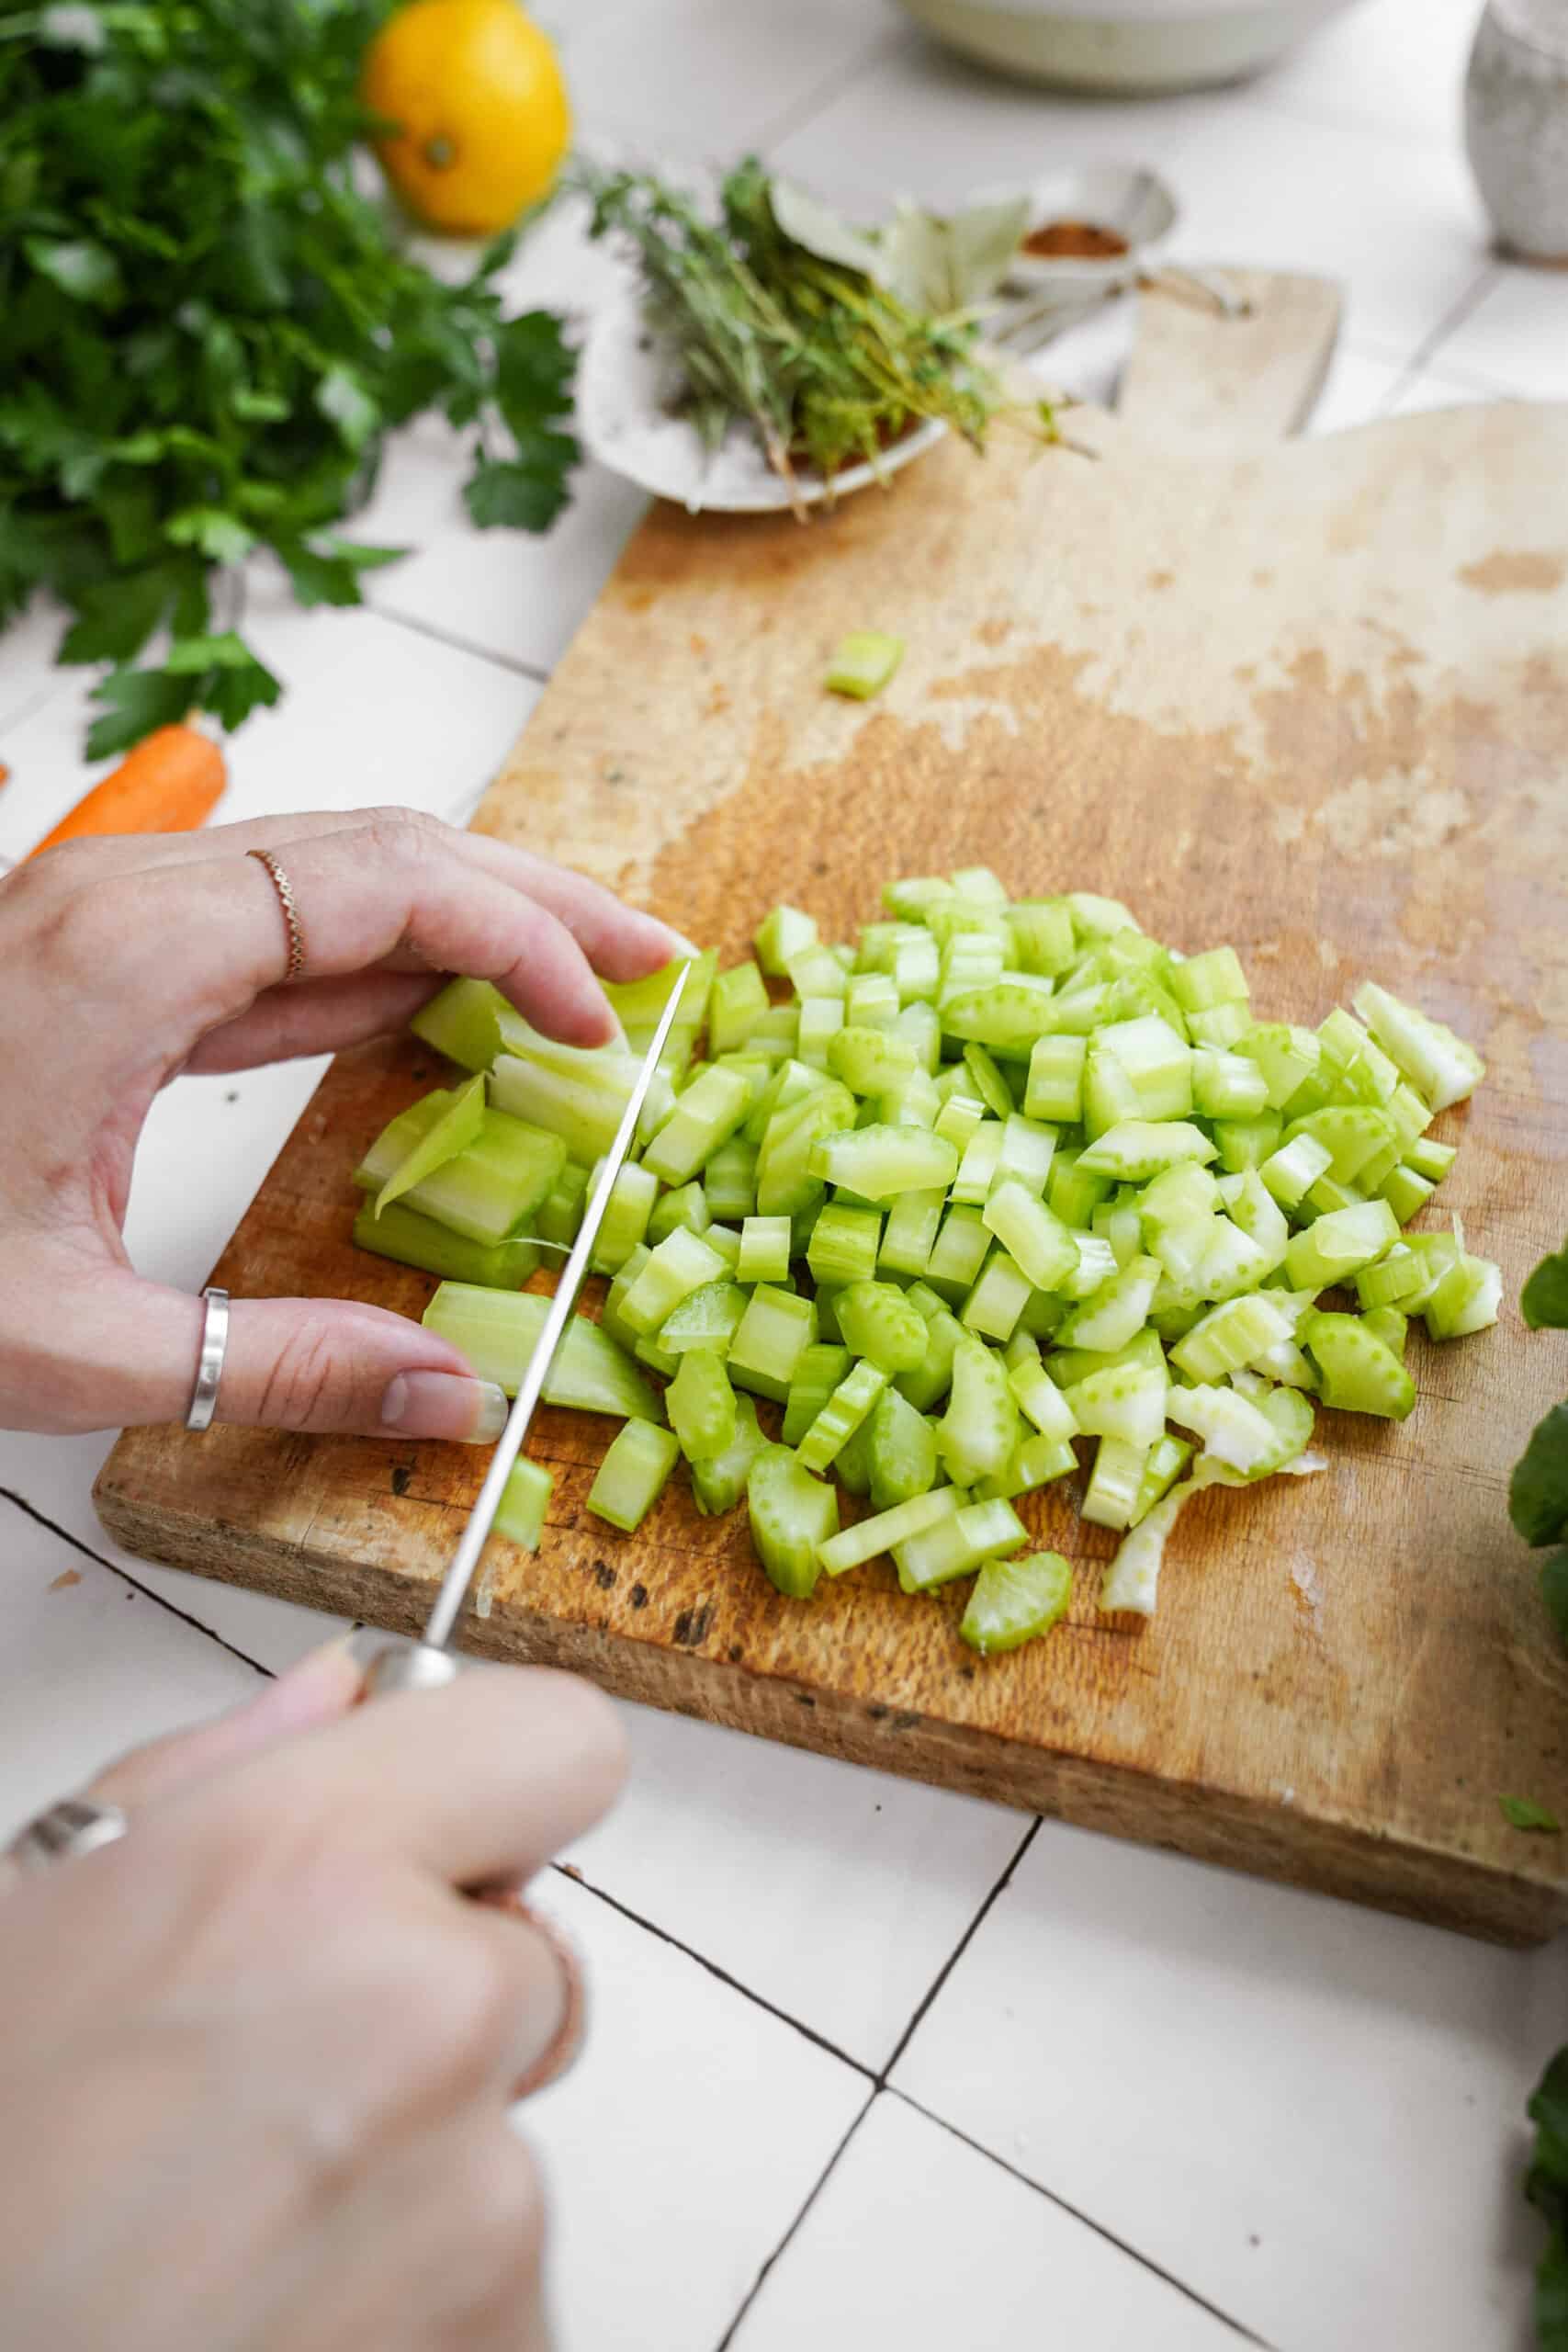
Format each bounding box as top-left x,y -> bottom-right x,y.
363,0 -> 571,237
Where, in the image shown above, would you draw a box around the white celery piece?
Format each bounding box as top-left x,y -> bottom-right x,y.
1352,981 -> 1484,1113
1165,1383 -> 1280,1473
1077,1120 -> 1217,1182
817,1487 -> 959,1577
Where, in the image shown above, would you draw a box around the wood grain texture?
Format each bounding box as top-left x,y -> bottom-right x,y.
97,285 -> 1568,1943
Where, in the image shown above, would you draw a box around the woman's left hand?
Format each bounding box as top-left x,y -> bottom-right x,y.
0,808 -> 684,1441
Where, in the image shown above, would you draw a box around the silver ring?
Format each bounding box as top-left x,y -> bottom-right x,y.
6,1798 -> 129,1873
186,1284 -> 230,1432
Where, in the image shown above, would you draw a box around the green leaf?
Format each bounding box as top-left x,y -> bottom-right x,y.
1530,2051 -> 1568,2187
56,566 -> 179,665
276,535 -> 404,608
316,365 -> 379,450
1499,1794 -> 1562,1832
231,388 -> 290,422
161,630 -> 263,676
463,442 -> 577,535
165,508 -> 255,563
203,650 -> 281,731
1524,1244 -> 1568,1329
24,236 -> 124,308
85,665 -> 190,760
1538,2227 -> 1568,2352
1542,1550 -> 1568,1651
1511,1403 -> 1568,1547
494,310 -> 577,438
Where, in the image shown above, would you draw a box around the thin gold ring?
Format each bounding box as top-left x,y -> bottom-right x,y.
247,848 -> 306,983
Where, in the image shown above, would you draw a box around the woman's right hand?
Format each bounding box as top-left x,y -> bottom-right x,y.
0,1641 -> 626,2352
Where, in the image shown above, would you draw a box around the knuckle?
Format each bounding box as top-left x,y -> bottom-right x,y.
367,807 -> 443,863
35,875 -> 121,974
256,1322 -> 350,1430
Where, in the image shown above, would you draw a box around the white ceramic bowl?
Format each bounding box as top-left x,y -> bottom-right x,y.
889,0 -> 1366,95
1003,161 -> 1178,292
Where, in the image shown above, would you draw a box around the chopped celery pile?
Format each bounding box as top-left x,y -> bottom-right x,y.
354,870 -> 1497,1651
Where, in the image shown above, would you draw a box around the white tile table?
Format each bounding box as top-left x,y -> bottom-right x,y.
3,4 -> 1564,2344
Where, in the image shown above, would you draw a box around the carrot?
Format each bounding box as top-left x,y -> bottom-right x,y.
26,723 -> 226,860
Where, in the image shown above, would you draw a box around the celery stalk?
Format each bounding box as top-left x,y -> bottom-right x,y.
798,1359 -> 887,1474
353,1203 -> 540,1290
495,1459 -> 552,1552
749,1444 -> 839,1596
423,1283 -> 663,1422
818,1486 -> 957,1577
961,1551 -> 1073,1653
587,1419 -> 681,1532
374,1073 -> 486,1218
667,1348 -> 739,1464
692,1394 -> 770,1515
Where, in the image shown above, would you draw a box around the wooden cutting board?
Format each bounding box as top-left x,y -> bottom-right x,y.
97,276 -> 1568,1944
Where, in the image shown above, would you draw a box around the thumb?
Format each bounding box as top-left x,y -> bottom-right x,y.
85,1635 -> 366,1809
61,1268 -> 508,1442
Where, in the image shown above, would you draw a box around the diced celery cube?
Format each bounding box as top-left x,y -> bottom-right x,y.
826,630 -> 905,700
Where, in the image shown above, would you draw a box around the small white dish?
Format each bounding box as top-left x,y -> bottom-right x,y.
575,275 -> 945,516
1003,163 -> 1178,294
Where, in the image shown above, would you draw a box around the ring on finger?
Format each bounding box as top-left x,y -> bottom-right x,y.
247,847 -> 308,983
6,1796 -> 130,1874
487,1892 -> 586,2100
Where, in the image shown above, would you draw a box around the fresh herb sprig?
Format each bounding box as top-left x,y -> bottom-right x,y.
582,157 -> 1044,516
0,0 -> 578,756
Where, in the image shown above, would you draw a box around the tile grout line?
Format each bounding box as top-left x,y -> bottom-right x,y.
711,2086 -> 881,2352
368,599 -> 555,684
1384,260 -> 1504,407
552,1860 -> 875,2080
876,1813 -> 1042,2085
753,24 -> 915,160
0,1487 -> 273,1679
888,2089 -> 1277,2350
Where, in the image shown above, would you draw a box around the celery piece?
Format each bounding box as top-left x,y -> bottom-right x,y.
963,1044 -> 1015,1118
1259,1131 -> 1333,1211
1406,1134 -> 1457,1183
1424,1251 -> 1502,1341
728,1283 -> 818,1404
1236,1023 -> 1321,1111
756,1081 -> 857,1216
1077,1120 -> 1216,1182
897,1497 -> 1027,1593
981,1179 -> 1077,1294
1213,1113 -> 1283,1174
1303,1311 -> 1416,1419
826,629 -> 905,699
828,1024 -> 919,1097
1184,1002 -> 1253,1049
986,1430 -> 1077,1498
818,1486 -> 957,1577
807,1202 -> 883,1288
490,1049 -> 637,1165
923,1204 -> 991,1304
705,1136 -> 759,1225
797,997 -> 846,1071
1048,1148 -> 1112,1231
1062,1361 -> 1167,1449
940,1086 -> 987,1152
1352,981 -> 1484,1113
411,975 -> 506,1072
667,1348 -> 739,1464
995,1113 -> 1057,1198
1170,1292 -> 1293,1383
647,1180 -> 712,1246
748,1444 -> 838,1597
637,1069 -> 678,1148
1379,1164 -> 1436,1225
423,1284 -> 663,1422
704,1223 -> 742,1272
738,1214 -> 791,1285
895,998 -> 942,1072
942,978 -> 1056,1055
893,933 -> 942,1009
846,973 -> 899,1031
494,1458 -> 552,1552
587,1419 -> 681,1533
939,1332 -> 1021,1485
1284,1104 -> 1397,1187
600,1244 -> 650,1355
1165,1381 -> 1280,1470
837,1280 -> 928,1374
352,1203 -> 541,1291
786,943 -> 850,1001
953,1119 -> 1004,1205
1098,1014 -> 1193,1121
1068,893 -> 1141,942
1361,1305 -> 1408,1360
1009,1356 -> 1077,1444
856,922 -> 903,976
1056,1255 -> 1160,1353
1385,1083 -> 1434,1151
783,1344 -> 852,1446
961,1551 -> 1073,1654
1283,1199 -> 1400,1291
798,1359 -> 887,1474
952,864 -> 1009,904
1100,1482 -> 1188,1615
1169,945 -> 1247,1012
706,962 -> 767,1057
692,1394 -> 770,1516
1130,1432 -> 1192,1526
604,949 -> 714,1042
1094,1196 -> 1145,1270
1318,1007 -> 1400,1105
813,1282 -> 842,1341
867,1385 -> 939,1509
1060,1230 -> 1121,1300
879,1186 -> 945,1280
961,1250 -> 1033,1343
1082,1039 -> 1144,1140
658,1278 -> 748,1358
895,1283 -> 964,1411
619,1227 -> 729,1336
749,1006 -> 800,1060
590,1160 -> 659,1275
356,1098 -> 567,1249
1007,899 -> 1076,978
641,1065 -> 750,1187
807,1122 -> 959,1203
374,1073 -> 487,1218
1081,1436 -> 1149,1530
883,875 -> 953,921
755,903 -> 818,978
1192,1048 -> 1270,1122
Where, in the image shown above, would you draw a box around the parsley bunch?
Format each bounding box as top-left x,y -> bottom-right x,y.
0,0 -> 578,756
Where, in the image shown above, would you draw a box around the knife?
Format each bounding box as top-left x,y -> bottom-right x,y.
362,960 -> 692,1699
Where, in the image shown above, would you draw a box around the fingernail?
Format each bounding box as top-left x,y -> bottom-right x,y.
380,1373 -> 510,1444
663,928 -> 702,959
